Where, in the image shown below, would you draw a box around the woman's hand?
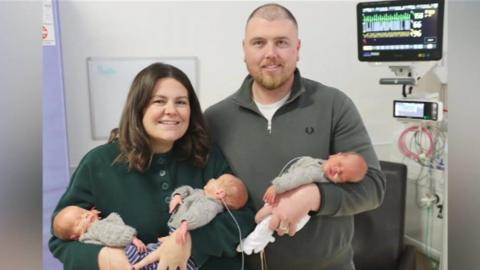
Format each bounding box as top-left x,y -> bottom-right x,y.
156,230 -> 192,270
98,246 -> 132,270
175,221 -> 189,245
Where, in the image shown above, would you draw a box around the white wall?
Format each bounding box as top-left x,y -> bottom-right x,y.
59,1 -> 399,167
58,0 -> 446,263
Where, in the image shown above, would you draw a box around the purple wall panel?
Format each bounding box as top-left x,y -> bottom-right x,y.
43,0 -> 69,269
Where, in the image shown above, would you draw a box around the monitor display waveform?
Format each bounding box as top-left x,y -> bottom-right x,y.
363,12 -> 411,22
363,19 -> 412,32
363,31 -> 411,39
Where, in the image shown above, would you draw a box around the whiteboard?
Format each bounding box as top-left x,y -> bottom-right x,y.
87,57 -> 198,139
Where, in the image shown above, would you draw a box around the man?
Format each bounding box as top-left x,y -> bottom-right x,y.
205,3 -> 385,270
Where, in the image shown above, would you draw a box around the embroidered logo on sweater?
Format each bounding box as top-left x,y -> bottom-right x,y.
305,127 -> 314,134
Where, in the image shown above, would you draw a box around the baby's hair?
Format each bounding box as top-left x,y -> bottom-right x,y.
343,152 -> 368,181
220,175 -> 248,210
53,206 -> 80,240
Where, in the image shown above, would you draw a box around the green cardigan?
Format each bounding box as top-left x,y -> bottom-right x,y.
49,142 -> 255,270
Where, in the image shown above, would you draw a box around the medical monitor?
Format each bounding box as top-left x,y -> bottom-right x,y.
357,0 -> 444,62
393,99 -> 443,121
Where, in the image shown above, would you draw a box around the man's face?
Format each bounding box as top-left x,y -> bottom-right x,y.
243,17 -> 300,90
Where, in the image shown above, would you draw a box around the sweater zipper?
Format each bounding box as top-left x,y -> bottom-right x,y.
267,119 -> 272,134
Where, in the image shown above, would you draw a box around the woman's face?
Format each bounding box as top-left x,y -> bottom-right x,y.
142,78 -> 191,153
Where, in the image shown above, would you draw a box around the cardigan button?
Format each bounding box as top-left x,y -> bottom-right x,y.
164,196 -> 171,203
159,170 -> 166,177
161,182 -> 169,190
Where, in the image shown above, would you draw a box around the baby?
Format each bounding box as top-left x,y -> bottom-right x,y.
133,173 -> 248,270
54,206 -> 180,269
53,205 -> 147,252
238,152 -> 368,254
263,152 -> 368,204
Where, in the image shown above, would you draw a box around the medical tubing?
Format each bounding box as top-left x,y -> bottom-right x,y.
221,198 -> 244,270
398,125 -> 434,163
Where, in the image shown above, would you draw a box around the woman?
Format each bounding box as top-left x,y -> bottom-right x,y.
49,63 -> 255,270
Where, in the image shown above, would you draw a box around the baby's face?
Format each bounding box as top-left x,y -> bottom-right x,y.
204,175 -> 233,199
204,178 -> 224,198
67,207 -> 101,239
323,153 -> 363,182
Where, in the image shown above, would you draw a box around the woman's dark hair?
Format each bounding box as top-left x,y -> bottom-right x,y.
108,62 -> 210,171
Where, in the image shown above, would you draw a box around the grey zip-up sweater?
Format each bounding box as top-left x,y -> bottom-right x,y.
204,69 -> 386,270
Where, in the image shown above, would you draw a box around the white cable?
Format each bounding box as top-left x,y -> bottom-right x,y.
278,156 -> 306,175
221,198 -> 244,270
234,156 -> 318,269
260,250 -> 268,270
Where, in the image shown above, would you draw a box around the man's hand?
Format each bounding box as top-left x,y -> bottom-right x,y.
169,194 -> 183,213
268,183 -> 320,236
255,203 -> 273,224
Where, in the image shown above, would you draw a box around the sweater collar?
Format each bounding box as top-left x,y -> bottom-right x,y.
151,149 -> 175,167
232,68 -> 306,111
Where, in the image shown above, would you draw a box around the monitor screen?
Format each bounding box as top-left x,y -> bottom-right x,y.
394,101 -> 424,118
357,0 -> 444,62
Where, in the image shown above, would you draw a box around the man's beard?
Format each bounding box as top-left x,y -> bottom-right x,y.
249,67 -> 290,90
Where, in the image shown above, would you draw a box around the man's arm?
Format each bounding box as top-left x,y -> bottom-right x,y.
316,94 -> 385,216
268,184 -> 320,236
267,93 -> 385,234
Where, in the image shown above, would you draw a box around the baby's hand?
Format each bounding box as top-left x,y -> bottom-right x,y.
132,237 -> 147,253
175,221 -> 188,245
263,185 -> 278,205
90,207 -> 101,218
169,194 -> 183,213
